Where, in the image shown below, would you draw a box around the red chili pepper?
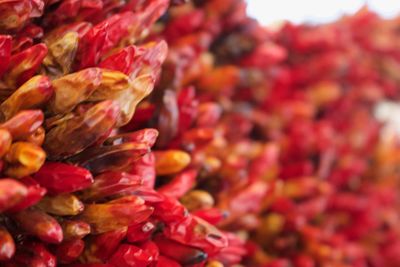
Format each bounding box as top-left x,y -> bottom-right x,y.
5,43 -> 48,87
7,176 -> 46,212
0,0 -> 44,32
55,239 -> 85,264
0,179 -> 27,212
156,255 -> 182,267
81,228 -> 127,262
126,220 -> 156,243
163,216 -> 228,256
79,196 -> 153,234
192,208 -> 228,225
12,209 -> 63,243
129,152 -> 156,188
44,0 -> 103,26
33,162 -> 93,194
12,241 -> 56,267
0,35 -> 12,78
1,109 -> 44,140
80,171 -> 142,201
158,169 -> 197,198
153,196 -> 188,223
0,226 -> 15,261
109,244 -> 154,267
163,10 -> 205,43
154,235 -> 208,265
61,219 -> 91,241
99,45 -> 143,76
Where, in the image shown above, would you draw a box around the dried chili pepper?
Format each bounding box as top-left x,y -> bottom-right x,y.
12,208 -> 63,243
44,100 -> 120,159
55,238 -> 85,264
0,226 -> 15,261
60,220 -> 91,241
33,162 -> 93,194
4,43 -> 48,88
0,75 -> 53,120
79,195 -> 153,234
81,227 -> 127,263
7,176 -> 46,212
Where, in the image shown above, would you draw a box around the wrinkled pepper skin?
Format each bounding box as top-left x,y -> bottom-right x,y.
79,196 -> 154,234
108,244 -> 153,267
4,43 -> 48,88
44,100 -> 121,159
0,35 -> 12,78
81,228 -> 127,263
80,171 -> 143,201
37,193 -> 84,216
4,141 -> 46,178
0,75 -> 53,120
0,109 -> 43,140
47,68 -> 102,115
0,1 -> 44,32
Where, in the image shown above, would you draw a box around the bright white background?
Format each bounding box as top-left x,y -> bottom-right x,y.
247,0 -> 400,25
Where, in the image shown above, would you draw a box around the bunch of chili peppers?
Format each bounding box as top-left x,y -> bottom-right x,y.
1,0 -> 400,266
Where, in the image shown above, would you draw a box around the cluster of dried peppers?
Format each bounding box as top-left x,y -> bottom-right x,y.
1,0 -> 400,266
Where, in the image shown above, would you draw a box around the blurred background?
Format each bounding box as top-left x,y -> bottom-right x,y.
248,0 -> 400,136
247,0 -> 400,25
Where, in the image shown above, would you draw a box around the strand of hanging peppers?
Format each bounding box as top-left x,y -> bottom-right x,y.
1,1 -> 400,267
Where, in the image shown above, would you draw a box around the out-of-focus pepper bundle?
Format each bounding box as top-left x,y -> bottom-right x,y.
0,0 -> 237,266
1,0 -> 400,266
